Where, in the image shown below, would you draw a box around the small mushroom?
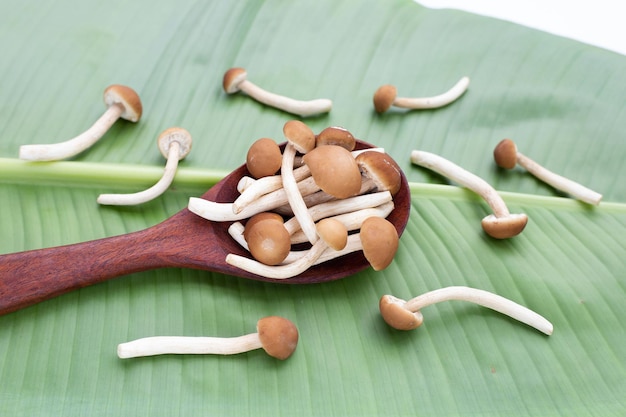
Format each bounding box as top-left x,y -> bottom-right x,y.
379,286 -> 553,335
315,218 -> 348,251
281,120 -> 318,243
356,151 -> 403,196
117,316 -> 299,360
97,127 -> 192,205
246,138 -> 282,179
19,85 -> 142,161
359,216 -> 399,271
244,216 -> 291,266
316,126 -> 356,150
373,76 -> 469,113
493,139 -> 602,205
411,150 -> 528,239
302,145 -> 362,199
222,67 -> 332,117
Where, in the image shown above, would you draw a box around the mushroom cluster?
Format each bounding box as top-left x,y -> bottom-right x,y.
188,121 -> 404,279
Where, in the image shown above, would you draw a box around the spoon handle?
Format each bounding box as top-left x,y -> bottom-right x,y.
0,224 -> 176,316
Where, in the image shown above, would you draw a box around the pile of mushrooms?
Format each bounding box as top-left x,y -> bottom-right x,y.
188,121 -> 403,279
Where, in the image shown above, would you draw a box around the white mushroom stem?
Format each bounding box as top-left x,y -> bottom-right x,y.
280,143 -> 318,243
394,77 -> 470,109
403,286 -> 553,336
283,191 -> 392,235
97,142 -> 181,205
516,152 -> 602,205
19,103 -> 124,161
226,238 -> 329,279
237,80 -> 332,117
189,175 -> 322,222
411,150 -> 510,218
117,334 -> 262,358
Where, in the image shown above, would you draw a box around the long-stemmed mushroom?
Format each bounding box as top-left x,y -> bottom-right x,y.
117,316 -> 299,360
373,77 -> 469,113
97,127 -> 192,205
493,138 -> 602,205
411,150 -> 528,239
281,120 -> 318,243
223,67 -> 332,117
19,85 -> 142,161
379,286 -> 553,335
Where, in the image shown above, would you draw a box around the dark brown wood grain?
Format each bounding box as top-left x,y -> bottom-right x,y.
0,141 -> 411,315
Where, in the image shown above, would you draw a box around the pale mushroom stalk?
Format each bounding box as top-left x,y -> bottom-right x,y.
223,68 -> 332,117
494,139 -> 602,205
118,334 -> 264,358
118,316 -> 299,360
281,142 -> 318,243
411,150 -> 528,239
394,77 -> 470,109
387,286 -> 553,335
19,85 -> 142,161
97,127 -> 192,205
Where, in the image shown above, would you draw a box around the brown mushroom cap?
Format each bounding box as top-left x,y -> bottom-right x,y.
103,84 -> 143,122
481,213 -> 528,239
246,138 -> 283,179
243,212 -> 284,242
316,126 -> 356,151
223,67 -> 248,94
379,295 -> 423,330
360,217 -> 399,271
302,145 -> 362,199
283,120 -> 315,154
316,218 -> 348,251
356,151 -> 402,196
157,127 -> 193,160
493,139 -> 518,170
373,84 -> 397,113
244,218 -> 291,265
256,316 -> 299,360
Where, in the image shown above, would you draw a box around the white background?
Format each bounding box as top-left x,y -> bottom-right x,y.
415,0 -> 626,56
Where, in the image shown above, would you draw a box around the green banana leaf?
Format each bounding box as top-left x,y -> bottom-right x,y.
1,0 -> 625,415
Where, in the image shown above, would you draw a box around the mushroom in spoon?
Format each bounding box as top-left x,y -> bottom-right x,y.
0,140 -> 410,316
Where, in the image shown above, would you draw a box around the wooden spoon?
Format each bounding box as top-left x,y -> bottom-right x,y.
0,141 -> 410,316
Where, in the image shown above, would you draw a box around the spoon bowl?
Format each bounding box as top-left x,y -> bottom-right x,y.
0,140 -> 410,315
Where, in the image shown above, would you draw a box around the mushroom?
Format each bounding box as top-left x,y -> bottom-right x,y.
117,316 -> 299,360
97,127 -> 192,205
244,215 -> 291,266
316,126 -> 356,150
379,286 -> 553,335
373,76 -> 469,113
222,67 -> 332,117
302,145 -> 362,199
246,138 -> 282,179
281,120 -> 318,243
493,138 -> 602,205
315,218 -> 348,251
411,150 -> 528,239
359,216 -> 399,271
19,84 -> 142,161
356,150 -> 403,196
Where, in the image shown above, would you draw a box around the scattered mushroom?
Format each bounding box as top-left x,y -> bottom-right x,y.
379,286 -> 553,335
373,76 -> 469,113
411,150 -> 528,239
222,67 -> 332,117
117,316 -> 299,360
493,138 -> 602,205
19,84 -> 142,161
97,127 -> 192,205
